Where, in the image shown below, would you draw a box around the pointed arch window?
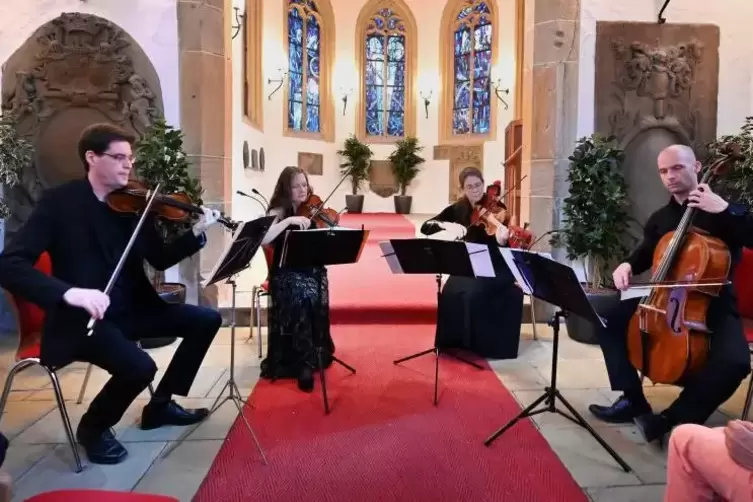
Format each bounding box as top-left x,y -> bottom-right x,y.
440,0 -> 498,143
356,1 -> 417,142
285,0 -> 334,141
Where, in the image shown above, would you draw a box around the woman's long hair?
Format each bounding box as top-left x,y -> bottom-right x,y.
268,166 -> 311,218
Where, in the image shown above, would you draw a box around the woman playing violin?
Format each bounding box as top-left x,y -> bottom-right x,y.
420,166 -> 524,359
260,166 -> 334,392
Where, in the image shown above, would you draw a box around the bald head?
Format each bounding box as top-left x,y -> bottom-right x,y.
656,144 -> 701,199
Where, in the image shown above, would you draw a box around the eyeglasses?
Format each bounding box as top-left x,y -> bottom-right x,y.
464,182 -> 483,191
101,152 -> 134,163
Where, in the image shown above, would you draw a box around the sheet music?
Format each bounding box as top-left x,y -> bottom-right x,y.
621,287 -> 651,301
297,226 -> 362,232
379,241 -> 403,274
498,248 -> 551,295
465,242 -> 496,278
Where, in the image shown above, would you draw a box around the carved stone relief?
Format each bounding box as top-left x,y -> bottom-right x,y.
434,144 -> 484,202
1,12 -> 163,238
368,160 -> 398,198
595,22 -> 719,253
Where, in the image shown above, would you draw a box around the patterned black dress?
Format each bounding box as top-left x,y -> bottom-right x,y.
259,230 -> 335,381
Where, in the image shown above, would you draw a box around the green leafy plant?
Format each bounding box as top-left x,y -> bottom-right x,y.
0,116 -> 33,219
337,134 -> 373,195
551,134 -> 630,290
707,116 -> 753,210
388,136 -> 426,196
133,117 -> 203,242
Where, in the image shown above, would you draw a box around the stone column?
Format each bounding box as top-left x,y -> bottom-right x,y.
177,0 -> 233,306
521,0 -> 580,319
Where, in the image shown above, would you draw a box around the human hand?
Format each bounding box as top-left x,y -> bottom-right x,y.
495,224 -> 510,245
286,216 -> 311,229
612,262 -> 632,291
688,184 -> 729,214
192,206 -> 222,236
63,288 -> 110,319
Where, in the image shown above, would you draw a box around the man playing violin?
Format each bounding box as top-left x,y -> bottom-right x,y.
420,166 -> 524,359
0,123 -> 223,465
588,144 -> 753,444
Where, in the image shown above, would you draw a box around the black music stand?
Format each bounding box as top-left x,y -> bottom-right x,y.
483,250 -> 632,472
161,215 -> 275,464
278,227 -> 367,414
381,238 -> 491,406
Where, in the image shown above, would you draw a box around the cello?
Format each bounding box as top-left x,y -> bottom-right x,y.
626,143 -> 744,385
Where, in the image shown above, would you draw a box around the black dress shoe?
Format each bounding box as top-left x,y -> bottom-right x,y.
634,412 -> 671,446
140,400 -> 209,430
588,395 -> 652,424
76,426 -> 128,465
298,366 -> 314,393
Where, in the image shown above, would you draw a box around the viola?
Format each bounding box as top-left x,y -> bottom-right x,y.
471,181 -> 534,249
296,193 -> 340,228
626,143 -> 744,385
106,180 -> 238,231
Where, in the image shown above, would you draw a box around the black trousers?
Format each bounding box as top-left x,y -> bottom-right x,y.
596,297 -> 751,424
77,303 -> 222,431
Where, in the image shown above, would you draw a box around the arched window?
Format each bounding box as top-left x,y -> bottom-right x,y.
356,0 -> 417,142
439,0 -> 498,143
285,0 -> 334,141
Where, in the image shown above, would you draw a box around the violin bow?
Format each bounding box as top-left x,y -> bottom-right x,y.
307,167 -> 351,223
497,174 -> 528,204
86,183 -> 163,336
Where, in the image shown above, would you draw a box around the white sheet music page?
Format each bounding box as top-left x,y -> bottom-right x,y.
620,287 -> 652,301
465,242 -> 496,277
379,241 -> 404,274
498,248 -> 533,294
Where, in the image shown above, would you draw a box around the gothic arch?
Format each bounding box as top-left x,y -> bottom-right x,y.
354,0 -> 418,143
438,0 -> 500,145
1,12 -> 163,236
282,0 -> 336,142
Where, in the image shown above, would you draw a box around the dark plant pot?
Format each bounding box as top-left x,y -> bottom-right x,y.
394,195 -> 412,214
345,194 -> 364,214
565,287 -> 620,345
140,282 -> 186,349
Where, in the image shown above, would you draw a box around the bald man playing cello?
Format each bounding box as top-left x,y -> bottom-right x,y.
587,144 -> 753,444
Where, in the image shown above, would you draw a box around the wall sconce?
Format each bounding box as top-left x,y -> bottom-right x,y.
492,78 -> 510,110
230,6 -> 245,40
420,90 -> 432,119
340,87 -> 353,115
268,68 -> 288,100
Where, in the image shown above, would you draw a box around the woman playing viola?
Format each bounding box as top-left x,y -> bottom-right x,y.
421,166 -> 524,359
260,166 -> 335,392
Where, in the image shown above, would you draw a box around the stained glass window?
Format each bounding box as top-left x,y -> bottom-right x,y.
287,0 -> 321,133
452,0 -> 492,135
364,8 -> 406,137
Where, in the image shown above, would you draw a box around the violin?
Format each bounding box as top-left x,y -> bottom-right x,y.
107,180 -> 238,231
297,193 -> 340,228
470,180 -> 534,249
626,143 -> 744,385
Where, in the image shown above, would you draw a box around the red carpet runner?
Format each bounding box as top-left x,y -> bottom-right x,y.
194,213 -> 587,502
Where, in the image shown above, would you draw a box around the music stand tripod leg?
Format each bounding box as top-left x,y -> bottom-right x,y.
484,311 -> 631,473
160,279 -> 267,465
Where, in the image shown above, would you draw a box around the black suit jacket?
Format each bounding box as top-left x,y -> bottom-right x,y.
0,178 -> 206,368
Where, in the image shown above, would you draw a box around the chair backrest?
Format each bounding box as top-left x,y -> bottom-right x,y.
24,489 -> 179,502
6,252 -> 51,361
734,247 -> 753,319
262,244 -> 274,277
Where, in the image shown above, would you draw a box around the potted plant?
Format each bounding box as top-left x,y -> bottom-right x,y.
0,116 -> 32,220
551,134 -> 630,344
707,116 -> 753,210
388,136 -> 425,214
337,134 -> 373,214
133,117 -> 203,348
0,116 -> 33,333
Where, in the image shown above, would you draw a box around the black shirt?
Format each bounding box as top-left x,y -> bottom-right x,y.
627,197 -> 753,307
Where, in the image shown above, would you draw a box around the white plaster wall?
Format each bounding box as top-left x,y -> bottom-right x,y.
577,0 -> 753,138
231,0 -> 519,223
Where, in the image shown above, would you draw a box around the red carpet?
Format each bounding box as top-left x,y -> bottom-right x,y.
327,213 -> 437,324
193,214 -> 588,502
